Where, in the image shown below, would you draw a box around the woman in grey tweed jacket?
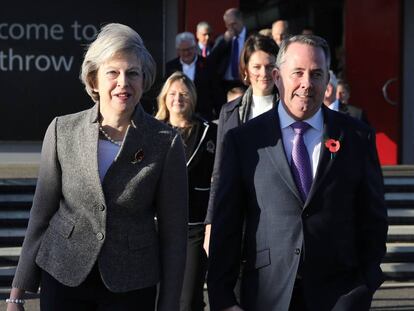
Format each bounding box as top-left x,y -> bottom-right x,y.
7,23 -> 188,311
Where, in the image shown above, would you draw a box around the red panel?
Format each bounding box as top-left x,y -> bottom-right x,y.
181,0 -> 239,42
344,0 -> 402,164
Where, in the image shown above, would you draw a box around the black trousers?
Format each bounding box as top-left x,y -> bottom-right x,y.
180,225 -> 207,311
289,278 -> 307,311
40,264 -> 156,311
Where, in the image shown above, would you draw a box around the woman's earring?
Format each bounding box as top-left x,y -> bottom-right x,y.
243,75 -> 247,82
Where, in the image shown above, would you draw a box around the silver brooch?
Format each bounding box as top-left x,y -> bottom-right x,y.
206,140 -> 215,153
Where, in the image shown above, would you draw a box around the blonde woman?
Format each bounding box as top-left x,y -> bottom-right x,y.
156,72 -> 217,311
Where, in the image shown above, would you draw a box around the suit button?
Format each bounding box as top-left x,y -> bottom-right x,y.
99,204 -> 105,211
96,232 -> 104,240
295,248 -> 301,255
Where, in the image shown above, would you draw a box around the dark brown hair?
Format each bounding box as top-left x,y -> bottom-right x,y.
239,34 -> 279,85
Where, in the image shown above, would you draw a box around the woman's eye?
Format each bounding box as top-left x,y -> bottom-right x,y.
129,71 -> 141,77
106,71 -> 118,77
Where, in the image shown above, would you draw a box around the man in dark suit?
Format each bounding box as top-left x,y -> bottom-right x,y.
324,71 -> 369,124
207,35 -> 388,311
208,8 -> 247,113
336,79 -> 369,123
165,32 -> 214,120
196,21 -> 213,58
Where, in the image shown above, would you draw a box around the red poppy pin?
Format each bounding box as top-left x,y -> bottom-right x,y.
325,139 -> 340,159
131,149 -> 144,164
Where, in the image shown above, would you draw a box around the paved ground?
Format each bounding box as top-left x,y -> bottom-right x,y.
0,142 -> 41,179
1,284 -> 414,311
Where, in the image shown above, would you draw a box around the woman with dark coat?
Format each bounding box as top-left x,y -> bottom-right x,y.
204,34 -> 279,251
156,71 -> 217,311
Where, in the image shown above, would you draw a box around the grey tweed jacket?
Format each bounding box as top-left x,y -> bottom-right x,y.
12,104 -> 188,311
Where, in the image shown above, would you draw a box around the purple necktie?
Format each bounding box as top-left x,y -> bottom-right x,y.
231,36 -> 239,79
290,121 -> 313,201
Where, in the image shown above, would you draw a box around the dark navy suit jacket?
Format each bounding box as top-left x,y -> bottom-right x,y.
207,104 -> 388,311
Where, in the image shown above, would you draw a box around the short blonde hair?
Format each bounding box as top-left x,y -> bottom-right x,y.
80,23 -> 156,102
155,72 -> 197,122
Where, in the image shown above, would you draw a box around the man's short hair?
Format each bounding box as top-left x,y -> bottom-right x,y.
276,34 -> 331,70
175,32 -> 196,49
224,8 -> 243,21
196,21 -> 211,32
328,70 -> 338,88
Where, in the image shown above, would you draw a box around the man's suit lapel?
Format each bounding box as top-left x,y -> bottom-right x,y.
263,108 -> 303,203
305,107 -> 344,208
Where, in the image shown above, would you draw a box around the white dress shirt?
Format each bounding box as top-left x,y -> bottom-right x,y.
328,99 -> 340,111
278,101 -> 324,178
180,55 -> 197,81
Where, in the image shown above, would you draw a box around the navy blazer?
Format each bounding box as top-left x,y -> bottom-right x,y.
205,96 -> 243,224
186,117 -> 217,223
208,104 -> 388,311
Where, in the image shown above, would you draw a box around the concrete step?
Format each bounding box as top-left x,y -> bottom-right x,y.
0,210 -> 30,219
385,243 -> 414,262
387,225 -> 414,242
0,247 -> 21,259
0,228 -> 26,238
387,208 -> 414,225
0,228 -> 25,247
0,194 -> 33,204
0,266 -> 15,287
384,177 -> 414,185
382,165 -> 414,177
381,262 -> 414,280
385,193 -> 414,208
0,179 -> 36,194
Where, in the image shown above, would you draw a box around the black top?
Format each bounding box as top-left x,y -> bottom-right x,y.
170,116 -> 217,223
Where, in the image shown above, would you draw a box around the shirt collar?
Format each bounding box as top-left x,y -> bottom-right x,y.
238,27 -> 246,40
328,99 -> 339,111
278,100 -> 324,131
180,54 -> 198,67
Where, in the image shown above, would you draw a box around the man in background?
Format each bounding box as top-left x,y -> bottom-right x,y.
209,8 -> 247,114
165,32 -> 214,120
196,21 -> 213,58
324,71 -> 368,123
272,19 -> 289,47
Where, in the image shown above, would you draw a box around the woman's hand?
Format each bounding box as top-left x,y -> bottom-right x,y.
6,303 -> 24,311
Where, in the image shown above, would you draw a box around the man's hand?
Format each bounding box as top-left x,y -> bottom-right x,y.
224,30 -> 236,42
